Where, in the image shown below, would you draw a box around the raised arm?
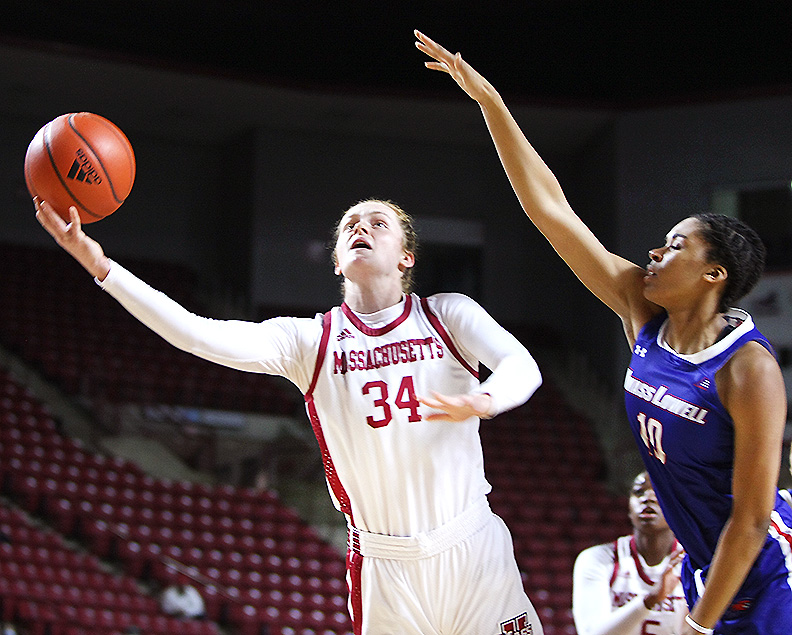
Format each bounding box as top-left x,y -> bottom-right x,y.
35,199 -> 318,389
414,31 -> 659,343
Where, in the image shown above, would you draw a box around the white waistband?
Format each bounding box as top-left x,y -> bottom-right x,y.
348,499 -> 493,561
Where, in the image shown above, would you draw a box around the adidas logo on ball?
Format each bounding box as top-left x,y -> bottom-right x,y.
67,148 -> 103,185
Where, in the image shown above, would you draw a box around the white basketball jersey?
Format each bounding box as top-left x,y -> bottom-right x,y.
304,294 -> 488,536
609,536 -> 687,634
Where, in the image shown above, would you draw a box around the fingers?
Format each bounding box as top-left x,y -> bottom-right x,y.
35,198 -> 65,233
414,30 -> 456,68
68,206 -> 82,231
418,391 -> 458,410
34,199 -> 83,245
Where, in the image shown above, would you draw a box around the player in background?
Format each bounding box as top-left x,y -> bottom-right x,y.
416,30 -> 792,635
35,196 -> 544,635
573,472 -> 687,635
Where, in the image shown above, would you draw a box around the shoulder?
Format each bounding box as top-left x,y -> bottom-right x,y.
717,338 -> 785,424
422,292 -> 482,313
575,540 -> 617,570
421,292 -> 492,322
719,339 -> 782,394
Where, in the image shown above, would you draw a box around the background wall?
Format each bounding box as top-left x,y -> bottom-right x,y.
1,41 -> 791,406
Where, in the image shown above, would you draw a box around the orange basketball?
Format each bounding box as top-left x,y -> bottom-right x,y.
24,112 -> 136,224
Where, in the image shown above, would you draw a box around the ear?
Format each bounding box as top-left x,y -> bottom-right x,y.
704,265 -> 727,284
399,250 -> 415,273
334,262 -> 342,276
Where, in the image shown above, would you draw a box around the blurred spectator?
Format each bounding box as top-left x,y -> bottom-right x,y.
160,573 -> 206,619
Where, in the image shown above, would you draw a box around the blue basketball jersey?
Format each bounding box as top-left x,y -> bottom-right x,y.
624,309 -> 792,633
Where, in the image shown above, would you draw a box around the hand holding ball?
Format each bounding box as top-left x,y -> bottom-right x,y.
24,112 -> 135,223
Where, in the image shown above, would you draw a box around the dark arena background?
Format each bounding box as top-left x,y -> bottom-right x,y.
1,3 -> 791,634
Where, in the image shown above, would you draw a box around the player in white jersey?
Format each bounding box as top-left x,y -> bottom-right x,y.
573,472 -> 687,635
35,197 -> 544,635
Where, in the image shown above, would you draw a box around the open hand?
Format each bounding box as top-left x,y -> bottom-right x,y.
35,198 -> 111,280
419,391 -> 493,422
645,547 -> 685,610
414,30 -> 494,103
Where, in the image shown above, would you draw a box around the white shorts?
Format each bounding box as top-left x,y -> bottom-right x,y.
346,500 -> 544,635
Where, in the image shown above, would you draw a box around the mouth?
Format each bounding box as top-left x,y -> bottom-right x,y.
638,505 -> 658,519
351,239 -> 372,250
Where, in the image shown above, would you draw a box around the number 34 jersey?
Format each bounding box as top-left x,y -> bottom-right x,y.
98,263 -> 540,541
623,308 -> 792,571
305,293 -> 532,537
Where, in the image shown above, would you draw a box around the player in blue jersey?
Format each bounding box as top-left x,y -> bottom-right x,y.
417,31 -> 792,635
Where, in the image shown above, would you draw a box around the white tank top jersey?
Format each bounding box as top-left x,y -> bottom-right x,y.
573,535 -> 687,635
98,261 -> 542,538
307,295 -> 489,536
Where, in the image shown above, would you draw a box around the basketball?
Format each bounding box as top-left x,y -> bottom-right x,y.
24,112 -> 136,224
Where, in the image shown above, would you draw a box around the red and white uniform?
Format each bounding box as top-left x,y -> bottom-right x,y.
573,535 -> 687,635
99,261 -> 543,635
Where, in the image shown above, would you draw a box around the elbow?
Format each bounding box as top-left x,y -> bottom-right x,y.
529,361 -> 543,395
729,509 -> 774,548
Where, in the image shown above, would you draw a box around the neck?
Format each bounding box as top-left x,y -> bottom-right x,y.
662,307 -> 726,355
634,529 -> 676,566
343,280 -> 405,314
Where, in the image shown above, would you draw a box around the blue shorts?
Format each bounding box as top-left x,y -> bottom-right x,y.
681,511 -> 792,634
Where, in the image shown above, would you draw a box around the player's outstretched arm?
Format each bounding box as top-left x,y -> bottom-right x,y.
415,31 -> 657,342
683,343 -> 787,632
35,198 -> 111,281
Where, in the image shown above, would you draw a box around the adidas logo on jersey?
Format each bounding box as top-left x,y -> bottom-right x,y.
337,328 -> 354,341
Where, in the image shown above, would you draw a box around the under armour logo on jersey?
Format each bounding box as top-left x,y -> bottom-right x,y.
634,345 -> 647,358
337,328 -> 355,341
500,613 -> 533,634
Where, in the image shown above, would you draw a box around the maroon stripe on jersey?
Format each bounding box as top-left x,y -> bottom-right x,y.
305,311 -> 333,399
305,398 -> 352,519
609,540 -> 619,587
420,297 -> 479,378
629,536 -> 656,585
303,311 -> 354,521
341,294 -> 413,336
347,549 -> 364,635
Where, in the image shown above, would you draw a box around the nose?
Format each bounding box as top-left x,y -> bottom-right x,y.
648,248 -> 662,262
641,490 -> 657,504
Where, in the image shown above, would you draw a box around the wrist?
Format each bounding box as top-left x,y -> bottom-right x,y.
685,614 -> 714,635
474,393 -> 494,419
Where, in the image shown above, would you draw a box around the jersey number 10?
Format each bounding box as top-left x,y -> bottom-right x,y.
637,412 -> 667,464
